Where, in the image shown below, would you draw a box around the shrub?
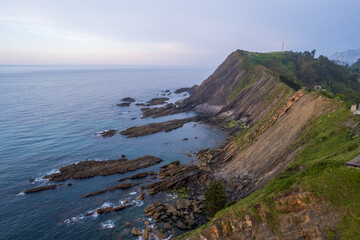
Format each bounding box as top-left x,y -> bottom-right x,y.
204,180 -> 228,217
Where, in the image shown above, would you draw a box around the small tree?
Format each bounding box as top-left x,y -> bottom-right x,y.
204,179 -> 227,217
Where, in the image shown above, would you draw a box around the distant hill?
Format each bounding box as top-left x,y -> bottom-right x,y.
329,48 -> 360,65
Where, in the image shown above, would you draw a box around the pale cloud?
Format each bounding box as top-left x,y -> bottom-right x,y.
0,0 -> 359,65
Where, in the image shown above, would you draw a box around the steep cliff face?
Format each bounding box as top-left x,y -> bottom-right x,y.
217,93 -> 334,189
184,191 -> 340,240
185,51 -> 293,125
178,50 -> 360,240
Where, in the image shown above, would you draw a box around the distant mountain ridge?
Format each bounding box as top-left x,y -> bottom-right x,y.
329,48 -> 360,65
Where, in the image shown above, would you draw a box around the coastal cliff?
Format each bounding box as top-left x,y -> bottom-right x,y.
177,50 -> 360,239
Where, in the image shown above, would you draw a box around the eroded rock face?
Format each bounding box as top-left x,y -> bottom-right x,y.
43,155 -> 162,182
144,199 -> 204,231
183,191 -> 340,240
141,162 -> 200,195
120,117 -> 201,138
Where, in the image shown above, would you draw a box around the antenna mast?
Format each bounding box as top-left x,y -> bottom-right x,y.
282,42 -> 284,52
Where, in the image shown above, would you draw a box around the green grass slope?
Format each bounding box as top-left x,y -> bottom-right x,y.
180,100 -> 360,239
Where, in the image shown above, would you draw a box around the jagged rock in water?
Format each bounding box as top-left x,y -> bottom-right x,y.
43,155 -> 162,182
120,117 -> 201,138
98,129 -> 118,138
83,182 -> 140,198
132,227 -> 141,236
118,172 -> 149,182
23,184 -> 59,194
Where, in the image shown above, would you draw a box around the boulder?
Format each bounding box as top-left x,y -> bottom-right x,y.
176,220 -> 187,230
132,227 -> 141,236
142,229 -> 149,240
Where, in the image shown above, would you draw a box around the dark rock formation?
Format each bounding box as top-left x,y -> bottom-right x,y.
23,184 -> 59,194
83,182 -> 140,198
144,199 -> 204,231
122,97 -> 135,102
98,129 -> 118,138
141,162 -> 200,195
146,97 -> 169,106
135,97 -> 169,107
118,172 -> 150,182
117,97 -> 135,107
117,102 -> 131,107
175,85 -> 199,94
140,103 -> 191,118
87,204 -> 131,215
43,155 -> 162,182
120,117 -> 201,138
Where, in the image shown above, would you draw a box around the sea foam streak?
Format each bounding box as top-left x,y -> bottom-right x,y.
100,220 -> 115,229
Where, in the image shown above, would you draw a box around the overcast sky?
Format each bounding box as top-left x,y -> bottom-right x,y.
0,0 -> 359,66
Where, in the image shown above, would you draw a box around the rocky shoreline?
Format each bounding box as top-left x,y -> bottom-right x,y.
22,86 -> 235,239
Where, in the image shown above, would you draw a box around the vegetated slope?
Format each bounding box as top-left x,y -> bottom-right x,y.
178,50 -> 360,239
351,58 -> 360,73
182,107 -> 360,240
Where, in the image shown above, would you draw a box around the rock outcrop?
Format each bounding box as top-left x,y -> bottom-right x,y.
82,182 -> 140,198
141,161 -> 201,195
120,116 -> 201,137
43,155 -> 162,181
183,191 -> 340,240
23,184 -> 60,194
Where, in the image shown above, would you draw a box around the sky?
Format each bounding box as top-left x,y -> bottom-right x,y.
0,0 -> 359,66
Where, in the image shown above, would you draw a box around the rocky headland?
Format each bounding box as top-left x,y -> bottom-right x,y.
23,50 -> 360,239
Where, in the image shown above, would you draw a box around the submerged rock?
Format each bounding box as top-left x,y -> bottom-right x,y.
23,184 -> 59,194
146,97 -> 169,106
83,182 -> 140,198
43,155 -> 162,182
94,204 -> 131,215
122,97 -> 135,102
120,117 -> 202,138
117,102 -> 131,107
98,129 -> 118,138
118,172 -> 149,182
140,103 -> 190,118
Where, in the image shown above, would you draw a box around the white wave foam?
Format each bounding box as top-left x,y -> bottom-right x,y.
49,169 -> 60,174
64,214 -> 85,225
131,199 -> 144,207
167,193 -> 177,199
101,220 -> 115,229
129,191 -> 137,196
100,202 -> 113,208
16,191 -> 25,196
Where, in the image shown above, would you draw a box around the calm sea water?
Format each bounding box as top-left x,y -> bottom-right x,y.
0,65 -> 226,240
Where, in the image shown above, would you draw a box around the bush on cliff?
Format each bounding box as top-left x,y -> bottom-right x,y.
204,180 -> 228,217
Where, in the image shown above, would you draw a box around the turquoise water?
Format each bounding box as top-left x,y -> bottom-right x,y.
0,66 -> 226,239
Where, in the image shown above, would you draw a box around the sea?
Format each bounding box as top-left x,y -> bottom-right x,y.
0,65 -> 226,240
